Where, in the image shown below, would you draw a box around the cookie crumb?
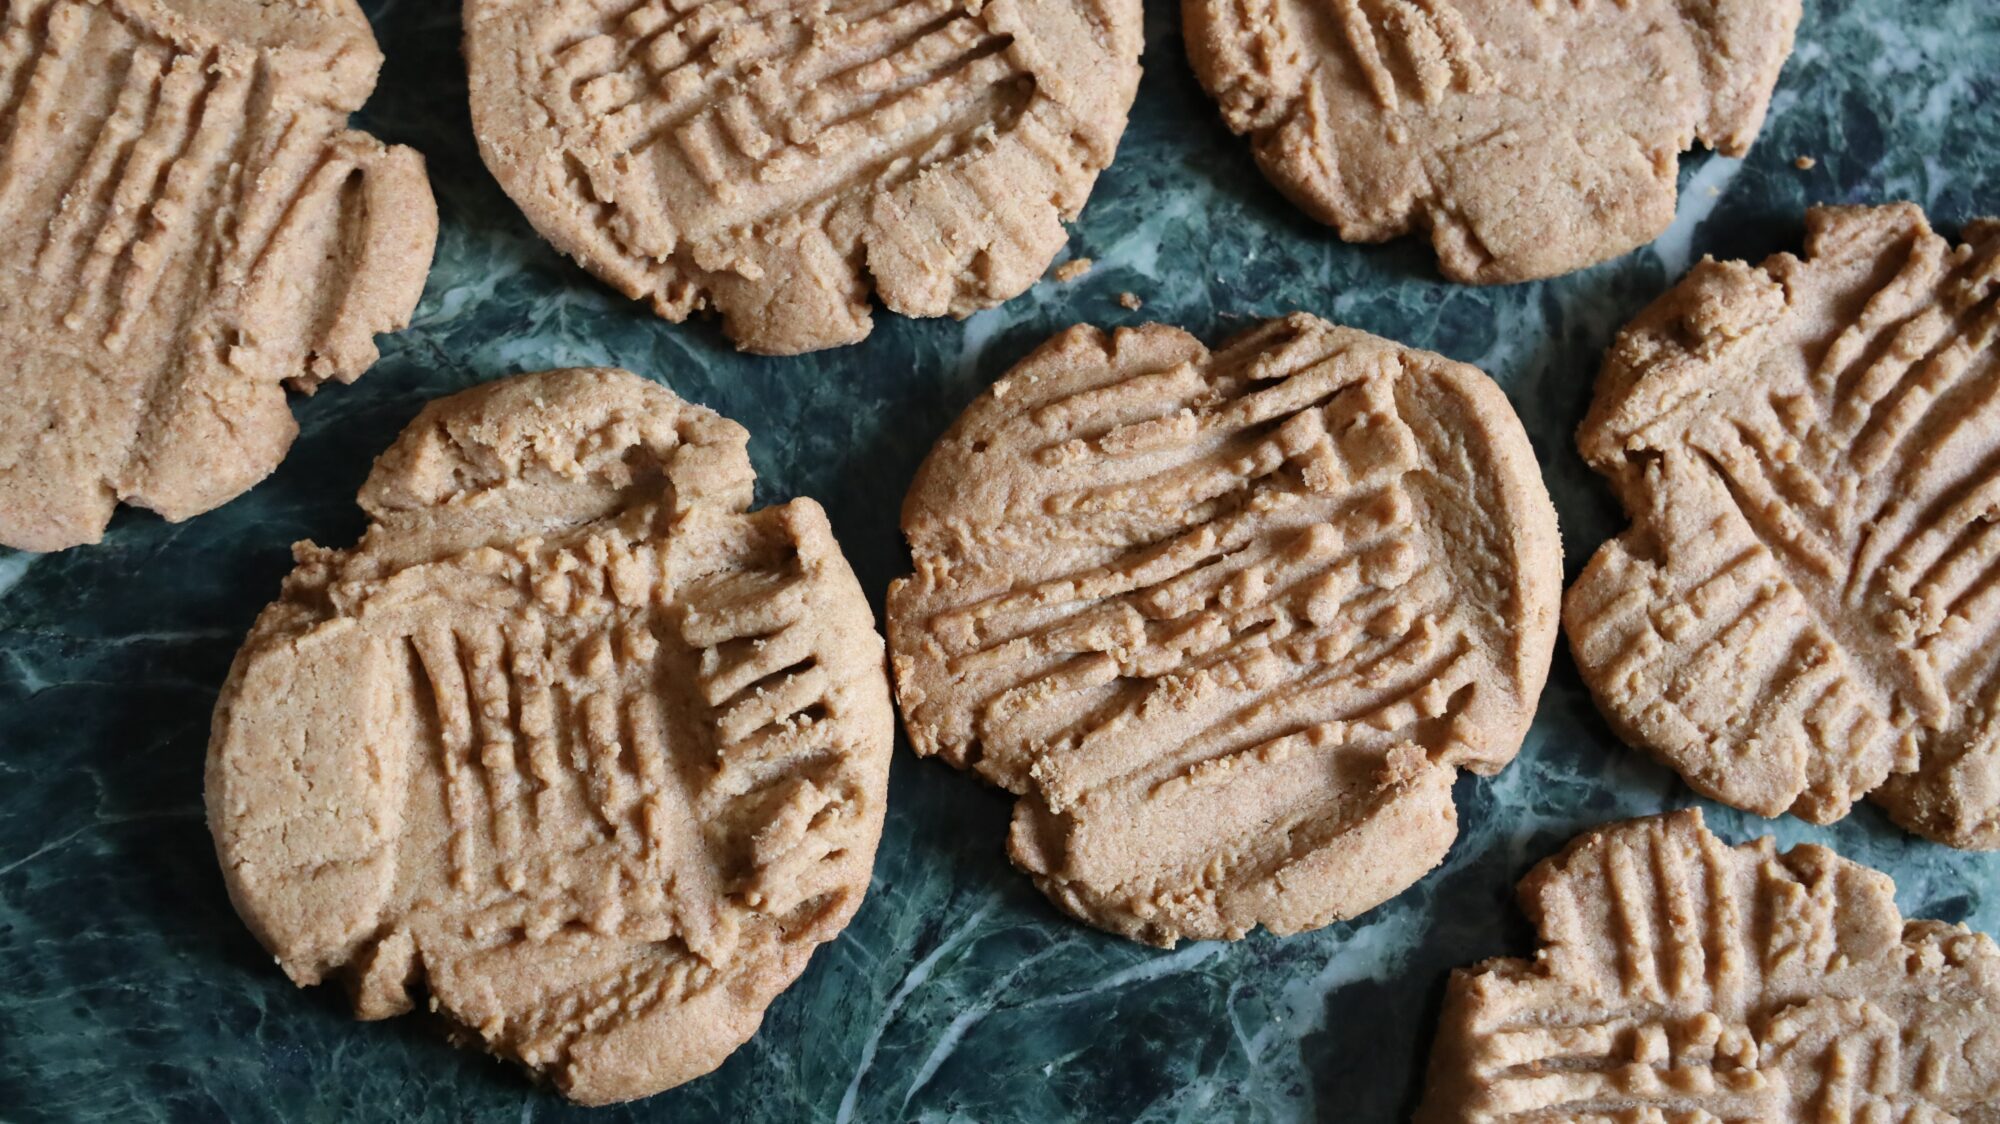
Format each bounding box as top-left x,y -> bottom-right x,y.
1794,154 -> 1816,170
1117,291 -> 1143,310
1054,258 -> 1093,283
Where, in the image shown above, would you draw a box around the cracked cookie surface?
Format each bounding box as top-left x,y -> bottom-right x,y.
1418,809 -> 2000,1122
465,0 -> 1142,355
1182,0 -> 1798,284
887,313 -> 1560,946
1568,203 -> 2000,848
0,0 -> 436,552
207,368 -> 893,1105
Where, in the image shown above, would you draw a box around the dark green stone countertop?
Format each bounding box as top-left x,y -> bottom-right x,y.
4,1 -> 1998,1120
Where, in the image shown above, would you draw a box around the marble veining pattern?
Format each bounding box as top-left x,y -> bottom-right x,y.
2,1 -> 1997,1120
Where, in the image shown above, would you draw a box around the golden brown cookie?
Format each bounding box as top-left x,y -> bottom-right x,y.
1417,809 -> 2000,1122
464,0 -> 1142,356
0,0 -> 436,552
207,369 -> 893,1105
887,313 -> 1561,946
1567,203 -> 2000,848
1182,0 -> 1799,284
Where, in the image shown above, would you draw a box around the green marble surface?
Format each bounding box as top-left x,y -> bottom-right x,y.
4,1 -> 1999,1120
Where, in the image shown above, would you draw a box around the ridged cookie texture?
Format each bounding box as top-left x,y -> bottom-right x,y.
0,0 -> 436,552
1567,204 -> 2000,849
1416,810 -> 2000,1123
1182,0 -> 1798,284
206,369 -> 893,1105
887,313 -> 1561,946
463,0 -> 1142,356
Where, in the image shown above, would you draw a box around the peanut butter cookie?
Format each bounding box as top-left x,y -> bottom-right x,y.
888,313 -> 1560,945
1568,203 -> 2000,848
1183,0 -> 1798,283
0,0 -> 435,552
208,368 -> 893,1104
1419,809 -> 2000,1122
465,0 -> 1142,355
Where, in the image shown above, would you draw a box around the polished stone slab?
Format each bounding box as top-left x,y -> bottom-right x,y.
3,1 -> 1997,1119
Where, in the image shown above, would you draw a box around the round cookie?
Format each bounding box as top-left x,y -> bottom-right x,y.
464,0 -> 1142,356
887,313 -> 1561,946
1417,809 -> 2000,1122
1182,0 -> 1798,284
1567,203 -> 2000,848
0,0 -> 436,552
207,369 -> 893,1105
